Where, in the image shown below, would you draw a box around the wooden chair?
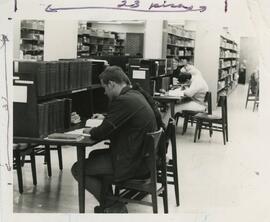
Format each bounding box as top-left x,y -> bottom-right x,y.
253,82 -> 259,112
193,95 -> 228,145
175,92 -> 212,135
110,128 -> 168,213
13,143 -> 37,194
158,118 -> 180,206
245,77 -> 259,110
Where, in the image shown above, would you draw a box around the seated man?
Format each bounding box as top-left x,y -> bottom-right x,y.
174,59 -> 209,114
172,57 -> 192,85
71,66 -> 158,213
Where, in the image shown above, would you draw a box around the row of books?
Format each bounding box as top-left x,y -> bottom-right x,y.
219,59 -> 237,69
220,39 -> 238,50
220,50 -> 238,58
167,48 -> 193,57
15,60 -> 94,97
168,25 -> 196,39
21,20 -> 44,31
167,37 -> 195,47
21,33 -> 44,41
38,98 -> 72,138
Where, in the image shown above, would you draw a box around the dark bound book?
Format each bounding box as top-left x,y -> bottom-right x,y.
64,98 -> 72,129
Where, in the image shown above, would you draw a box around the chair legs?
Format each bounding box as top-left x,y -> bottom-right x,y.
15,151 -> 24,194
151,193 -> 158,213
225,123 -> 228,142
14,147 -> 37,193
222,124 -> 226,145
161,159 -> 168,213
171,151 -> 180,206
57,145 -> 63,170
30,151 -> 37,186
245,82 -> 251,108
194,121 -> 228,145
198,124 -> 202,140
182,116 -> 189,135
194,121 -> 199,143
44,145 -> 52,177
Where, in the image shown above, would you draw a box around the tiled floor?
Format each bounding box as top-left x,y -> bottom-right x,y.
13,84 -> 268,219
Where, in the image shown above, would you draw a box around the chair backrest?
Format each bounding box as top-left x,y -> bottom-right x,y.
164,117 -> 176,153
143,128 -> 164,184
218,95 -> 228,124
204,91 -> 212,115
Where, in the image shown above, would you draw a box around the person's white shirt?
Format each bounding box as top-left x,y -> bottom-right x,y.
180,64 -> 208,105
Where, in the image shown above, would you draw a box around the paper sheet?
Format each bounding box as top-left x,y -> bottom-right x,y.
85,118 -> 103,128
65,128 -> 89,137
168,88 -> 184,97
132,70 -> 146,79
13,85 -> 27,103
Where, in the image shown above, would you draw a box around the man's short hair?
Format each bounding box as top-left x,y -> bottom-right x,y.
178,73 -> 192,83
99,66 -> 131,85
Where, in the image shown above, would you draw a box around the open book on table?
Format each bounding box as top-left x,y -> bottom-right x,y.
45,133 -> 84,141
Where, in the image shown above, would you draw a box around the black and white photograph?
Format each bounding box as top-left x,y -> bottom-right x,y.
1,0 -> 270,221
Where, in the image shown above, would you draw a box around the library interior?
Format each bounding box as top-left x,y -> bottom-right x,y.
13,19 -> 260,214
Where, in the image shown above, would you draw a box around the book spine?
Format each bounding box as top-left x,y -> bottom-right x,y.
88,61 -> 92,86
38,103 -> 45,137
44,102 -> 49,137
45,62 -> 51,95
59,99 -> 65,132
64,98 -> 72,129
39,63 -> 46,97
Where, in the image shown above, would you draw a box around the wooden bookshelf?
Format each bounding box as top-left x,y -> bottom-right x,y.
20,20 -> 44,61
77,28 -> 118,57
217,36 -> 239,101
13,59 -> 108,138
163,24 -> 196,64
112,32 -> 126,56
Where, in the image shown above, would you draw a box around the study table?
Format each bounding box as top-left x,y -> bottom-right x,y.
153,94 -> 182,117
13,135 -> 99,213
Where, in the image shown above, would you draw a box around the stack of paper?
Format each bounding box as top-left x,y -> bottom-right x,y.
168,88 -> 184,97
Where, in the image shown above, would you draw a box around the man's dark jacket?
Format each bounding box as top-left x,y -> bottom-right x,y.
90,86 -> 157,182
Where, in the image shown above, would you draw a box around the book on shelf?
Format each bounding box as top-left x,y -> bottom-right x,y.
46,133 -> 84,141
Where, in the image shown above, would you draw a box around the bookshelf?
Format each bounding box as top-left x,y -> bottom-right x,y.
163,24 -> 196,63
77,28 -> 119,58
113,32 -> 126,56
20,20 -> 44,61
13,59 -> 108,138
217,36 -> 239,101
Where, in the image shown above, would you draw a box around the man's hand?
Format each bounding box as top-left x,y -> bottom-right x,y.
92,113 -> 105,120
83,127 -> 92,134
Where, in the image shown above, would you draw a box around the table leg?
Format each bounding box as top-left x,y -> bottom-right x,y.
45,145 -> 52,177
77,146 -> 86,213
170,102 -> 175,117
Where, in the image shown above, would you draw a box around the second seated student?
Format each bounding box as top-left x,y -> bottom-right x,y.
171,57 -> 192,85
71,66 -> 164,213
173,59 -> 209,115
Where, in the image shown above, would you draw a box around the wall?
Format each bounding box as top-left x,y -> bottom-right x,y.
44,20 -> 78,61
144,20 -> 164,58
13,20 -> 21,59
240,37 -> 259,82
